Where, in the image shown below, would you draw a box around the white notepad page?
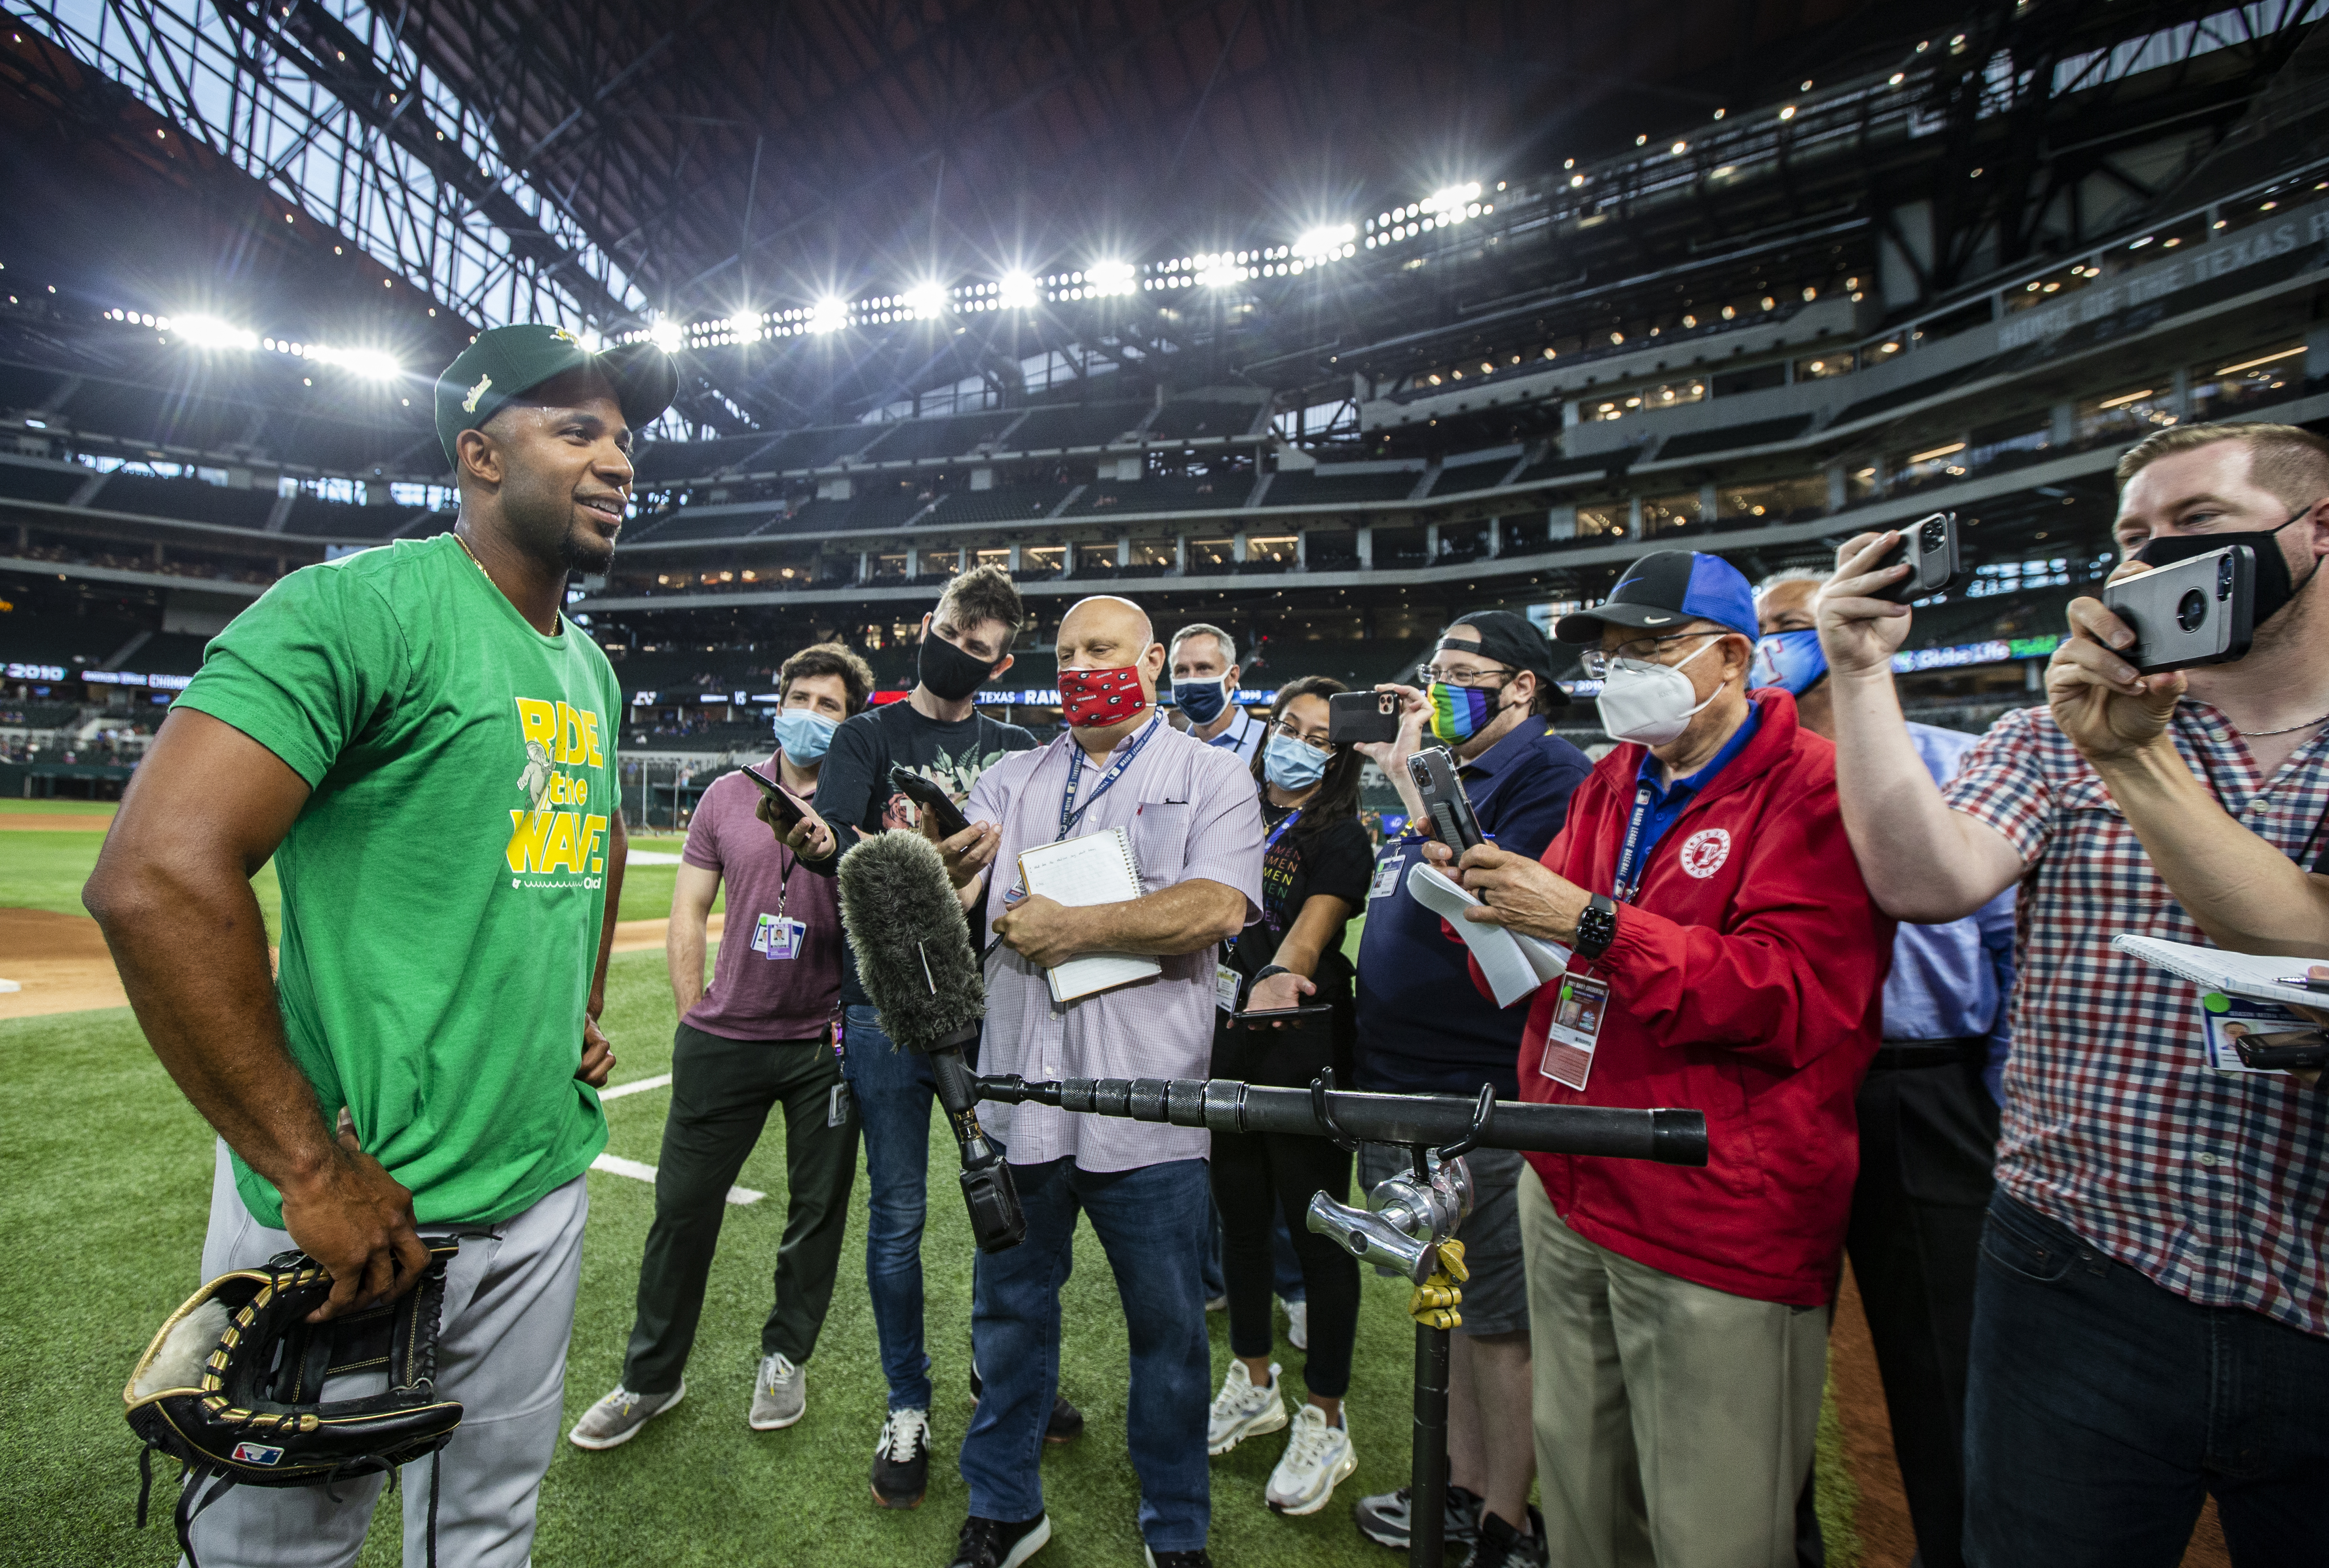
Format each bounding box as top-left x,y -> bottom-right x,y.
2112,933 -> 2329,1008
1406,862 -> 1572,1008
1017,827 -> 1162,1004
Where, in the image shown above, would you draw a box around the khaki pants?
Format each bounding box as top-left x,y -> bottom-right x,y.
1518,1165 -> 1827,1568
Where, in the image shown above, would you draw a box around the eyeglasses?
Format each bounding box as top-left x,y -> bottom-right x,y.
1416,663 -> 1515,688
1273,721 -> 1334,756
1577,630 -> 1722,679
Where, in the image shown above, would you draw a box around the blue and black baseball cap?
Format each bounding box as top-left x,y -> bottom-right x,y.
434,324 -> 677,468
1552,549 -> 1758,643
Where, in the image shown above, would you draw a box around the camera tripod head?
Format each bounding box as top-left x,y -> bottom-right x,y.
1307,1151 -> 1474,1283
1304,1072 -> 1490,1282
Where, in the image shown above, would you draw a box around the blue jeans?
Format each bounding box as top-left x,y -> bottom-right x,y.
1964,1192 -> 2329,1567
839,1005 -> 938,1412
960,1157 -> 1212,1550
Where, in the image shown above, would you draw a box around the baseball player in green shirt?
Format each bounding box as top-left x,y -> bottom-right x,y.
85,325 -> 674,1567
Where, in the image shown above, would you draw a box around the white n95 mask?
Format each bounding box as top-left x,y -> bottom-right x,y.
1596,637 -> 1727,747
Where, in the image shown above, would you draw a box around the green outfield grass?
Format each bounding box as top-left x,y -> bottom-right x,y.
0,798 -> 119,814
0,827 -> 1860,1566
0,821 -> 284,941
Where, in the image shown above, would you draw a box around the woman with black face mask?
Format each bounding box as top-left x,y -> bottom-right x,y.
1202,676 -> 1377,1520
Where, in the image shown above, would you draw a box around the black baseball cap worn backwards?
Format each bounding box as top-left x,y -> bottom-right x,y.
1552,549 -> 1759,644
1438,608 -> 1568,708
433,324 -> 677,468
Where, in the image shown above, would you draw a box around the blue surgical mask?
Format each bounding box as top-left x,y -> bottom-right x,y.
1263,732 -> 1330,792
1750,629 -> 1828,696
772,708 -> 837,765
1173,674 -> 1232,725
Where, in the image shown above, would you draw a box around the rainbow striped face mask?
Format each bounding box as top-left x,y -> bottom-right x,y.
1427,682 -> 1498,744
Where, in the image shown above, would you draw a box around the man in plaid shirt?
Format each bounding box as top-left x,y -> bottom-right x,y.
1815,421 -> 2329,1565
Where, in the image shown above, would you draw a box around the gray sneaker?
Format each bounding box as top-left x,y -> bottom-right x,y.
749,1353 -> 806,1430
567,1380 -> 685,1450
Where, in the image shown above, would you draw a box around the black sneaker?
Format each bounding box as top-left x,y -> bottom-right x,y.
871,1408 -> 931,1510
1353,1483 -> 1484,1551
1464,1504 -> 1549,1568
1144,1549 -> 1212,1568
969,1363 -> 1085,1444
947,1513 -> 1051,1568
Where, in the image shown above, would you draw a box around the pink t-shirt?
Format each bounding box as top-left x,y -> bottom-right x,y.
679,762 -> 844,1042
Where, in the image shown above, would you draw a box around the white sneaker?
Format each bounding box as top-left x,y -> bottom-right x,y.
749,1352 -> 805,1430
1205,1293 -> 1230,1313
1266,1403 -> 1357,1515
567,1380 -> 685,1450
1207,1360 -> 1287,1456
1280,1296 -> 1309,1351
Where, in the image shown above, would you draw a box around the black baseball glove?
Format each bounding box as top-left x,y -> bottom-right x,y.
124,1241 -> 464,1567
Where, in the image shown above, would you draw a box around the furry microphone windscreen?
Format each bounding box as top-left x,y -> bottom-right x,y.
835,829 -> 987,1055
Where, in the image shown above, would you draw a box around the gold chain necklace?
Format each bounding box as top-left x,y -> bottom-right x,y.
451,529 -> 493,579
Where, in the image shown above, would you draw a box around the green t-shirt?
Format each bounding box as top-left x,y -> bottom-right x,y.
177,534 -> 617,1228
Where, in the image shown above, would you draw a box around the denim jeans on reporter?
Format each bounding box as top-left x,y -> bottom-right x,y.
1963,1191 -> 2329,1566
960,1156 -> 1212,1552
839,1004 -> 939,1413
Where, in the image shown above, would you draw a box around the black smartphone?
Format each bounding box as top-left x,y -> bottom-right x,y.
2102,543 -> 2256,674
1408,746 -> 1484,854
1233,1003 -> 1335,1024
739,762 -> 809,830
1871,511 -> 1963,604
1327,689 -> 1401,744
889,765 -> 971,839
2231,1027 -> 2328,1071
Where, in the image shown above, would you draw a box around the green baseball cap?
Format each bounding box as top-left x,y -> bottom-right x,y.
433,324 -> 678,468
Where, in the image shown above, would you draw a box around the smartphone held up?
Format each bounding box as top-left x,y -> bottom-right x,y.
1870,512 -> 1963,605
2101,542 -> 2256,674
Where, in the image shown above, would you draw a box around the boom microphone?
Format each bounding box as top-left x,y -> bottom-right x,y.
973,1075 -> 1709,1167
836,830 -> 1025,1252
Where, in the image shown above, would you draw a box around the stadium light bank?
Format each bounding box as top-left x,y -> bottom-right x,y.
104,308 -> 403,378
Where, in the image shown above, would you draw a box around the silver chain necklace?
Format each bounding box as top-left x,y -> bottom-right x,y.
2239,708 -> 2329,737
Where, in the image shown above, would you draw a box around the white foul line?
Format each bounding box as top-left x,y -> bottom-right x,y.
587,1072 -> 764,1205
589,1151 -> 764,1206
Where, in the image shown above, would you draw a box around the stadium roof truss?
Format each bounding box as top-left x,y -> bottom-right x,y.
10,0 -> 650,334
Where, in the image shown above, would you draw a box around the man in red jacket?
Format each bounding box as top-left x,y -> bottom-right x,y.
1426,549 -> 1893,1568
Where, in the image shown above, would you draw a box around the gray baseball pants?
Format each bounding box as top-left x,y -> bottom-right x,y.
180,1140 -> 587,1568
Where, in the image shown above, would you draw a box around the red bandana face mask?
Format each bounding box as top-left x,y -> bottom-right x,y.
1058,665 -> 1150,728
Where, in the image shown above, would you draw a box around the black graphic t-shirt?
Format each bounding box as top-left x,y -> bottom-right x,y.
1211,800 -> 1373,1088
801,698 -> 1037,1006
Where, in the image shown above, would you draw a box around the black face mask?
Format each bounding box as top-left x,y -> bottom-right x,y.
917,629 -> 999,703
2138,506 -> 2322,630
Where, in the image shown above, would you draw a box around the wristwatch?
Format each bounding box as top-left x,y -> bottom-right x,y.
1573,894 -> 1619,961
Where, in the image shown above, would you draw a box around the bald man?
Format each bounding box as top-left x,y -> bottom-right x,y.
925,594 -> 1266,1568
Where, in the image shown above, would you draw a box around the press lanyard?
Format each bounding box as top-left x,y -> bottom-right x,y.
1612,782 -> 1656,905
1057,715 -> 1161,840
1263,807 -> 1303,854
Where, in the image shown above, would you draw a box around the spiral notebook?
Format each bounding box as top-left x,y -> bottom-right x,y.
1017,826 -> 1161,1004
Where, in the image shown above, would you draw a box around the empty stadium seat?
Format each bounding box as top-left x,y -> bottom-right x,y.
92,474 -> 280,528
1425,451 -> 1525,497
280,495 -> 422,537
757,426 -> 882,470
999,404 -> 1146,451
924,483 -> 1078,525
857,411 -> 1020,463
1064,475 -> 1253,516
0,462 -> 94,505
1262,469 -> 1422,508
1146,400 -> 1262,440
633,432 -> 783,485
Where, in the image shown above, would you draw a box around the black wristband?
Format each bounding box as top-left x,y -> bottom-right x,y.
1573,894 -> 1619,961
1253,964 -> 1294,984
